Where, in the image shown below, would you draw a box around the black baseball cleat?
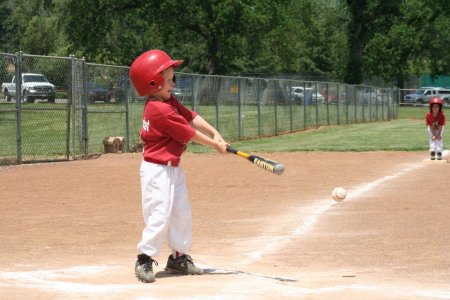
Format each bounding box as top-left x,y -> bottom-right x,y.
135,254 -> 158,283
165,254 -> 204,275
437,152 -> 442,160
430,151 -> 436,160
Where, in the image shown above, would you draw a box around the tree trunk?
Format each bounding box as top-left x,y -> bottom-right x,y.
206,36 -> 223,75
344,0 -> 367,84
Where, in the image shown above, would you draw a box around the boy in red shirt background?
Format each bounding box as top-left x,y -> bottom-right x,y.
426,97 -> 446,160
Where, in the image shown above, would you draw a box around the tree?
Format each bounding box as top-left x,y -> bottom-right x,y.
0,0 -> 65,55
409,0 -> 450,77
363,0 -> 450,88
3,0 -> 447,87
343,0 -> 402,84
155,0 -> 289,75
0,1 -> 21,53
64,0 -> 154,64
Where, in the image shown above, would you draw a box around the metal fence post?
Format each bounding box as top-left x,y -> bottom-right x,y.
395,89 -> 398,119
15,52 -> 23,163
274,81 -> 278,135
345,85 -> 349,124
125,79 -> 130,152
81,59 -> 88,155
326,82 -> 330,125
337,83 -> 340,125
289,80 -> 293,131
303,82 -> 307,130
257,79 -> 261,137
70,55 -> 75,159
369,92 -> 372,122
345,84 -> 351,124
215,76 -> 220,132
315,82 -> 319,128
363,88 -> 367,123
238,78 -> 242,139
65,56 -> 72,160
190,75 -> 195,112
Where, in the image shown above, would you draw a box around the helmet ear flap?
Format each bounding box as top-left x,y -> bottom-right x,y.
149,80 -> 156,87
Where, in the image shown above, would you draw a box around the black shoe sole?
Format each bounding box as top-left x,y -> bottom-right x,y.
165,267 -> 191,275
165,267 -> 203,275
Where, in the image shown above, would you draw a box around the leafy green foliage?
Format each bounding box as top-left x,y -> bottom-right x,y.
363,0 -> 450,88
0,0 -> 449,84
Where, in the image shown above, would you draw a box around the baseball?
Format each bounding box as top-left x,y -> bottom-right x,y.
274,163 -> 285,175
332,187 -> 346,202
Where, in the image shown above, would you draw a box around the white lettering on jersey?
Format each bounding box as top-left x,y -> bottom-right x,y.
143,119 -> 150,131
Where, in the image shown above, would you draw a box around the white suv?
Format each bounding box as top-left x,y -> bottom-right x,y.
289,86 -> 323,104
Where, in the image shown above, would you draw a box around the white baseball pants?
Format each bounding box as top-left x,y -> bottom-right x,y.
137,160 -> 192,257
428,126 -> 445,152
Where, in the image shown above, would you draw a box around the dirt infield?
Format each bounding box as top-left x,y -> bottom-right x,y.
1,151 -> 449,299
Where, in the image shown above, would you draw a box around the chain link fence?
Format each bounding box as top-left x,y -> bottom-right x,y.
0,51 -> 398,165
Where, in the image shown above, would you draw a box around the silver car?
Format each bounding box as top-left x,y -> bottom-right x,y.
404,88 -> 450,105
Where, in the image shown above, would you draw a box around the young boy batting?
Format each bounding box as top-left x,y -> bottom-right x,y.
129,50 -> 229,283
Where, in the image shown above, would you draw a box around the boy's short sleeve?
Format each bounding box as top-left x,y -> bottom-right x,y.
426,112 -> 432,126
149,103 -> 195,144
170,96 -> 198,123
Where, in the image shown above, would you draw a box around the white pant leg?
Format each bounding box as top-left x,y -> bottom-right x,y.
167,167 -> 192,254
428,126 -> 445,152
137,161 -> 192,257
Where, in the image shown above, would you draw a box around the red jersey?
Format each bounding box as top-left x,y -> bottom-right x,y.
140,95 -> 198,162
426,111 -> 446,128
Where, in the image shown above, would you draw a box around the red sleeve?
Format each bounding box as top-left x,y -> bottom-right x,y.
426,112 -> 432,126
440,112 -> 446,126
170,95 -> 198,123
147,102 -> 195,144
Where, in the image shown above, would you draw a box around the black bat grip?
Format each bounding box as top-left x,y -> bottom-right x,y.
226,146 -> 238,154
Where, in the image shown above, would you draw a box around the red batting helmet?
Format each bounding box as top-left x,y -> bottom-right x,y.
129,50 -> 183,96
429,97 -> 443,112
430,97 -> 442,105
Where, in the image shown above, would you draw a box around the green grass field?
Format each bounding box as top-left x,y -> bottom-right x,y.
188,106 -> 434,153
0,102 -> 438,162
194,119 -> 429,153
397,106 -> 429,119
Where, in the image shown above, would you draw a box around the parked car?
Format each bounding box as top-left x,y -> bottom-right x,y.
87,82 -> 111,103
289,86 -> 323,104
114,78 -> 131,102
401,90 -> 415,103
322,88 -> 346,104
404,89 -> 426,104
360,88 -> 381,104
267,89 -> 289,104
403,87 -> 450,105
2,73 -> 56,103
